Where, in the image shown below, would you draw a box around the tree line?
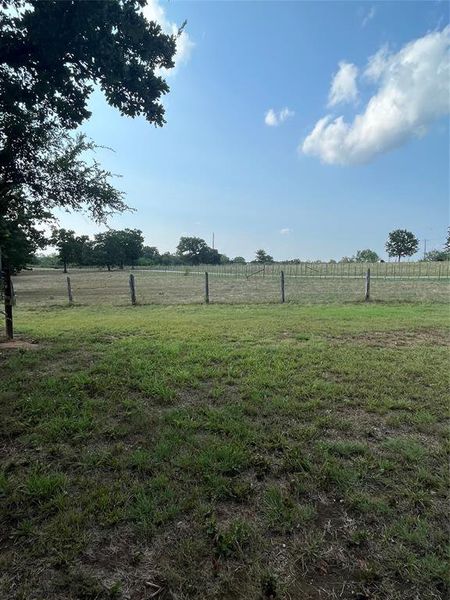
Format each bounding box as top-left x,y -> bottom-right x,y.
35,227 -> 450,272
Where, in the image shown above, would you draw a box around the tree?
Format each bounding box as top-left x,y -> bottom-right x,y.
88,229 -> 143,270
445,227 -> 450,253
232,256 -> 246,264
423,249 -> 450,262
255,249 -> 274,264
50,228 -> 89,273
200,247 -> 221,265
121,229 -> 144,268
177,237 -> 207,264
0,1 -> 181,336
142,246 -> 161,264
354,249 -> 380,263
385,229 -> 419,262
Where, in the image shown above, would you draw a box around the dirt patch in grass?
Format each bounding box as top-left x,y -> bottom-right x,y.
0,338 -> 39,351
326,328 -> 449,347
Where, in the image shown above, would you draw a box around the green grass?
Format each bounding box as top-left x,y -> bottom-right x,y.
0,302 -> 449,599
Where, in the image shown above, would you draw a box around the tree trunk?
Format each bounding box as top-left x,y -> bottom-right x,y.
398,255 -> 401,262
107,264 -> 111,272
3,265 -> 13,339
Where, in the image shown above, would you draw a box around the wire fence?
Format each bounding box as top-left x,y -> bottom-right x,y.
11,264 -> 450,307
146,261 -> 450,280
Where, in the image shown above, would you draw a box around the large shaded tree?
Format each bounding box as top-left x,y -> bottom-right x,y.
175,237 -> 217,265
385,229 -> 419,262
0,0 -> 181,337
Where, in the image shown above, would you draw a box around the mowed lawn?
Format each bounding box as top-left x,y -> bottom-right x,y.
0,303 -> 449,600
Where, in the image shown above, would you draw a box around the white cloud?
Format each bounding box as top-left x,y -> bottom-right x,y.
361,6 -> 376,28
302,27 -> 450,165
142,0 -> 194,71
328,61 -> 359,107
264,107 -> 295,127
280,228 -> 292,235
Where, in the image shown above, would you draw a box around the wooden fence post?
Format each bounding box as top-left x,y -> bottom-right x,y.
365,268 -> 371,302
280,270 -> 285,303
205,272 -> 209,304
129,273 -> 136,305
66,276 -> 73,305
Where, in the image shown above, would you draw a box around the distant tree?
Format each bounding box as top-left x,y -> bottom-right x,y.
142,246 -> 161,263
176,237 -> 220,265
339,256 -> 354,263
255,249 -> 274,264
219,254 -> 230,264
177,237 -> 208,264
121,229 -> 144,268
50,228 -> 89,273
160,252 -> 184,266
423,249 -> 450,262
90,229 -> 143,270
329,259 -> 337,264
200,246 -> 221,265
354,249 -> 380,263
445,227 -> 450,253
32,253 -> 60,268
385,229 -> 419,262
232,256 -> 246,264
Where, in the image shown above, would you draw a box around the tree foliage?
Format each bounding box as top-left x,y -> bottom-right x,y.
0,0 -> 179,272
50,228 -> 89,273
354,249 -> 380,263
0,0 -> 177,130
423,249 -> 450,262
254,249 -> 274,264
176,237 -> 220,265
385,229 -> 418,262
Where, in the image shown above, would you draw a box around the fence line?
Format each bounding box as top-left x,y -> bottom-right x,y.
11,266 -> 450,307
139,261 -> 450,280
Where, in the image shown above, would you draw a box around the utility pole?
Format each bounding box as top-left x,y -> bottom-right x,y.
423,239 -> 428,259
212,232 -> 215,250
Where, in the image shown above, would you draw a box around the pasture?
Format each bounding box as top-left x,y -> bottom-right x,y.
0,302 -> 449,599
11,266 -> 450,306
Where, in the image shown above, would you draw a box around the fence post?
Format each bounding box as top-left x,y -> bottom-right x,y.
205,272 -> 209,304
129,273 -> 136,305
66,276 -> 73,305
365,268 -> 371,302
280,270 -> 285,303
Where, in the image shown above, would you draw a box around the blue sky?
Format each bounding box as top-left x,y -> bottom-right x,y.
56,1 -> 450,261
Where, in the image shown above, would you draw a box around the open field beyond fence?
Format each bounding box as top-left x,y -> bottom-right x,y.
0,302 -> 449,599
12,264 -> 450,306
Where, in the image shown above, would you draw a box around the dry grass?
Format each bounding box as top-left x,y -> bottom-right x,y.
12,268 -> 450,306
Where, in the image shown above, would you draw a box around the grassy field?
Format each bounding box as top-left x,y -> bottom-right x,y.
13,267 -> 450,306
0,302 -> 449,599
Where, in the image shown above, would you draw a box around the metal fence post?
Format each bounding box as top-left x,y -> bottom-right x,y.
365,268 -> 371,302
129,273 -> 136,305
280,270 -> 285,303
205,272 -> 209,304
67,276 -> 73,305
